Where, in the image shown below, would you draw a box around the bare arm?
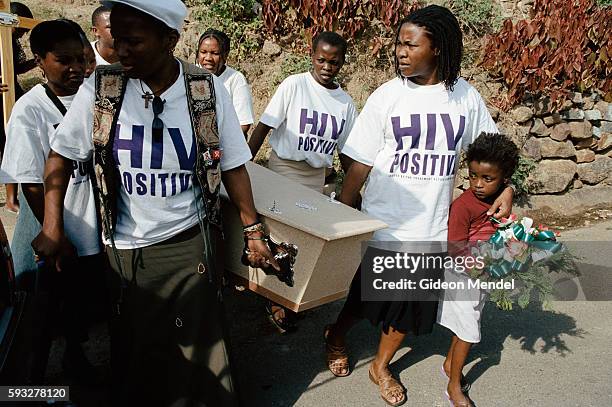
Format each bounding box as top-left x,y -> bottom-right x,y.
339,153 -> 355,174
247,122 -> 272,158
21,183 -> 45,225
222,164 -> 278,270
16,59 -> 37,75
338,161 -> 372,208
240,124 -> 251,139
31,150 -> 76,270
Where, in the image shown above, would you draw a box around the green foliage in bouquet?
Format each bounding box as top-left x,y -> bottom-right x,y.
489,250 -> 581,311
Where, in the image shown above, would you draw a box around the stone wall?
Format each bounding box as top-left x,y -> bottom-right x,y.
452,92 -> 612,213
515,93 -> 612,194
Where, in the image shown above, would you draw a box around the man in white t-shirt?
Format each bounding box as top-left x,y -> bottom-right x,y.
90,5 -> 117,65
196,29 -> 254,137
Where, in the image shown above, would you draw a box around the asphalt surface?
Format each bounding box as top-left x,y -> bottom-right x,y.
1,207 -> 611,406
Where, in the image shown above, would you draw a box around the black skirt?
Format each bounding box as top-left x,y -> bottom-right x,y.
344,247 -> 445,335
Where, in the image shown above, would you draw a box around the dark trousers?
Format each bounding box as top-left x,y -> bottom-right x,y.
27,252 -> 108,382
106,226 -> 237,407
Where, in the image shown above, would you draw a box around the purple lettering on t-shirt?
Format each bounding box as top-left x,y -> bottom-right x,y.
168,128 -> 196,171
441,114 -> 465,150
411,152 -> 421,175
439,155 -> 446,176
318,113 -> 328,138
171,173 -> 177,196
391,114 -> 420,151
430,154 -> 439,175
425,114 -> 437,150
300,108 -> 318,135
135,173 -> 147,195
113,124 -> 144,169
150,129 -> 164,169
179,173 -> 191,193
122,171 -> 133,194
158,173 -> 168,197
330,116 -> 345,140
446,155 -> 456,175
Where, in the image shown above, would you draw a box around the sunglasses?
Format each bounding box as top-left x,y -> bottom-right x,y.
152,96 -> 165,141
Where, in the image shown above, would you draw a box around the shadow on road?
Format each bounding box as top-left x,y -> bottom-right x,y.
228,289 -> 584,406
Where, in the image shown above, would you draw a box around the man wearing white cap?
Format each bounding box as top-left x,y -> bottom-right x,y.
32,1 -> 276,405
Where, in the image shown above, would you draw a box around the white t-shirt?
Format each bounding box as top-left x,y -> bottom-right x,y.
50,61 -> 252,249
260,72 -> 358,168
0,84 -> 101,256
218,66 -> 254,126
91,41 -> 110,66
342,78 -> 498,242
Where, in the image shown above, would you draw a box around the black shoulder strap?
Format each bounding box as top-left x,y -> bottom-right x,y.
42,83 -> 67,116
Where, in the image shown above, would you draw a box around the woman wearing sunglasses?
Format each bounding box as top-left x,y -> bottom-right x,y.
31,1 -> 276,406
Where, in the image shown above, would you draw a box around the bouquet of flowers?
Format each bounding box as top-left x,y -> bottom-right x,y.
466,215 -> 579,310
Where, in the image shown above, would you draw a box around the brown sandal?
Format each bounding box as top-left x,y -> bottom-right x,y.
368,365 -> 407,406
324,324 -> 350,377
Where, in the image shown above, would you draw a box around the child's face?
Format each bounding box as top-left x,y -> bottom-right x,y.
468,161 -> 506,200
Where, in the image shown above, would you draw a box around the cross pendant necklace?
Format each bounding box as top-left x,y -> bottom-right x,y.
139,79 -> 154,108
142,92 -> 153,109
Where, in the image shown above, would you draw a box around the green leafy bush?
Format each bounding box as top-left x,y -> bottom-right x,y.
188,0 -> 263,59
445,0 -> 503,36
273,54 -> 311,86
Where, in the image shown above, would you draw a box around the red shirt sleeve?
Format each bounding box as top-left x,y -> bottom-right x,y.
449,197 -> 471,242
448,193 -> 472,256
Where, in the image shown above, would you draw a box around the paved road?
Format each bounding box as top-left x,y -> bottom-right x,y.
1,207 -> 611,406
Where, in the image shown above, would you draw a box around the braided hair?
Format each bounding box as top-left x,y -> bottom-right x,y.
197,29 -> 231,57
394,5 -> 463,90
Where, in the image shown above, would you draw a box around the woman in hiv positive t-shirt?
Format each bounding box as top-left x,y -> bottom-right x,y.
247,31 -> 358,334
248,31 -> 358,192
323,6 -> 514,407
0,19 -> 102,380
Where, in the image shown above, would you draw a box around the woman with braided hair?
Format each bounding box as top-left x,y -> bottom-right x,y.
324,5 -> 514,406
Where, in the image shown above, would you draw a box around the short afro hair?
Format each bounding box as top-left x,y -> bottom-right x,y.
30,19 -> 84,57
91,5 -> 111,26
466,132 -> 519,178
312,31 -> 348,61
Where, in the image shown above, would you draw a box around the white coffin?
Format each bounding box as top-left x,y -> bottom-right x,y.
221,162 -> 387,312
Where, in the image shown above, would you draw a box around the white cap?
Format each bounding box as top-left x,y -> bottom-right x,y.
101,0 -> 187,32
